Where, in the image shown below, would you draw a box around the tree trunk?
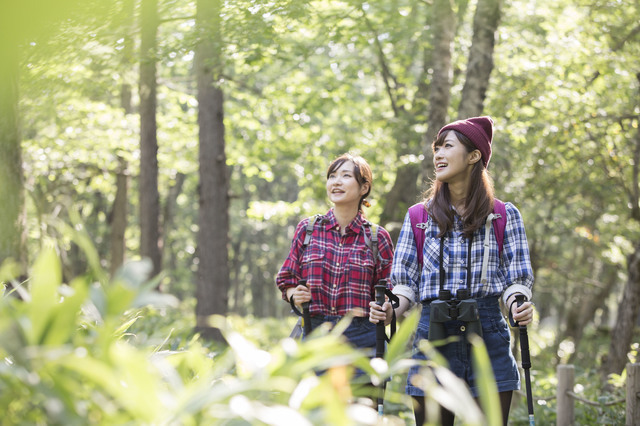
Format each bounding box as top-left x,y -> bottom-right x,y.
379,1 -> 455,229
602,242 -> 640,379
0,34 -> 27,274
567,266 -> 617,364
195,0 -> 229,342
161,172 -> 185,290
458,0 -> 501,119
421,0 -> 456,176
601,93 -> 640,380
139,0 -> 162,278
120,0 -> 135,114
109,159 -> 128,275
380,162 -> 421,242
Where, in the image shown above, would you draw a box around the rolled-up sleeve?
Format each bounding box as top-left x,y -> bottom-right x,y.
275,219 -> 307,300
501,203 -> 534,303
390,212 -> 421,304
375,227 -> 395,286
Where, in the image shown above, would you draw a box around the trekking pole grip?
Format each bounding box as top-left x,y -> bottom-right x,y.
375,280 -> 387,307
516,295 -> 532,368
374,280 -> 388,359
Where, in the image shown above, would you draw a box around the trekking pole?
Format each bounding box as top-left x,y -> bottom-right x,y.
515,295 -> 535,425
299,279 -> 312,337
374,280 -> 388,416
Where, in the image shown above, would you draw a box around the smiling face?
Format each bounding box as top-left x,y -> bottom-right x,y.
433,131 -> 481,186
326,160 -> 370,209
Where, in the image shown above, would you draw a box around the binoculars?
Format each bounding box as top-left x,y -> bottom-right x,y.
428,289 -> 483,341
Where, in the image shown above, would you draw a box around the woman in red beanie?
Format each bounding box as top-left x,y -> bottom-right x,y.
370,117 -> 535,425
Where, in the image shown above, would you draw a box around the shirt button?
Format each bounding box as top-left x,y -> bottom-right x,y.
460,325 -> 466,332
337,263 -> 340,266
333,284 -> 337,288
459,280 -> 464,284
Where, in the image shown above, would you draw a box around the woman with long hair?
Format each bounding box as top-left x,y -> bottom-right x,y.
370,117 -> 535,425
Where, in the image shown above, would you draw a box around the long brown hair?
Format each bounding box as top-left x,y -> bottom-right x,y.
327,153 -> 372,213
425,130 -> 495,238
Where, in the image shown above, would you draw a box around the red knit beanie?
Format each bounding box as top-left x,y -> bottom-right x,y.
437,116 -> 494,168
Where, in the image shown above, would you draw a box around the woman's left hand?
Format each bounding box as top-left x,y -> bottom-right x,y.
511,300 -> 534,326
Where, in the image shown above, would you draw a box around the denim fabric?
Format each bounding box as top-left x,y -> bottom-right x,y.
305,315 -> 377,381
406,297 -> 520,397
306,315 -> 376,349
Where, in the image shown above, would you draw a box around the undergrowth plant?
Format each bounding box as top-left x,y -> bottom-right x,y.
0,222 -> 540,425
0,246 -> 505,425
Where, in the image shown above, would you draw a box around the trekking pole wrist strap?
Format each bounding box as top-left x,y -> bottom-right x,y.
289,295 -> 304,316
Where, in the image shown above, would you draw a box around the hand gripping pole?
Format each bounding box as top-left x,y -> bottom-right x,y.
373,280 -> 399,416
300,279 -> 312,336
289,279 -> 313,337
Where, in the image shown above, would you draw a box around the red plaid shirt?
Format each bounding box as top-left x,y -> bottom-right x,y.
276,209 -> 394,316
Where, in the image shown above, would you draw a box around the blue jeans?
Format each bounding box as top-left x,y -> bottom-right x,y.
306,315 -> 377,380
306,315 -> 376,348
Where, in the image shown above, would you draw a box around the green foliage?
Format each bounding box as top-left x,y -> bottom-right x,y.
1,237 -> 629,424
5,0 -> 640,422
506,323 -> 628,425
1,246 -> 506,425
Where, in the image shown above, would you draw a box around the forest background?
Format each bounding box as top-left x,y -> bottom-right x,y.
1,0 -> 639,424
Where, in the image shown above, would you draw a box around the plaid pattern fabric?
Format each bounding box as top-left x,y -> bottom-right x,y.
276,209 -> 393,316
391,202 -> 534,301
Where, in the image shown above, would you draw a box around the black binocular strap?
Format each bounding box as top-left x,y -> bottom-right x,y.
438,234 -> 474,293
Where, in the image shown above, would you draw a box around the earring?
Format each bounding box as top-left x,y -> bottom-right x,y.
362,199 -> 371,208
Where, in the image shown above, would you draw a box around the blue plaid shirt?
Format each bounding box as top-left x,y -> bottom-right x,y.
391,202 -> 534,303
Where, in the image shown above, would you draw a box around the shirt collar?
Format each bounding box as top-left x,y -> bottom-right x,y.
325,209 -> 366,234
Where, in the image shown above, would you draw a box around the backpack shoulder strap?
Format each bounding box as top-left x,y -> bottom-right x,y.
362,221 -> 380,262
303,214 -> 322,247
371,223 -> 379,261
408,203 -> 429,268
493,199 -> 507,255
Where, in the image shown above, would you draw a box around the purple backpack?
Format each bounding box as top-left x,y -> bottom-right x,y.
408,200 -> 507,268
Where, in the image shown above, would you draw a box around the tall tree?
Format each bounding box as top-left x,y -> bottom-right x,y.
0,0 -> 81,273
457,0 -> 502,119
139,0 -> 162,279
602,109 -> 640,378
119,0 -> 136,114
421,0 -> 456,175
109,157 -> 128,275
371,0 -> 457,228
0,30 -> 26,273
195,0 -> 229,341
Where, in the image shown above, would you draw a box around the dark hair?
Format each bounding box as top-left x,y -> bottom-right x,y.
327,153 -> 373,213
425,130 -> 495,238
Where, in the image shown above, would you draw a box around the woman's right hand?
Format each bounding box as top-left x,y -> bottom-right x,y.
289,284 -> 311,305
369,300 -> 392,326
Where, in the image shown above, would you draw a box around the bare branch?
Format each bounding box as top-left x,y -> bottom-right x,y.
360,6 -> 400,117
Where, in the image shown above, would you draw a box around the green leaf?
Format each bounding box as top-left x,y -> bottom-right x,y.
470,334 -> 501,426
43,276 -> 89,345
27,248 -> 62,345
386,307 -> 419,366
